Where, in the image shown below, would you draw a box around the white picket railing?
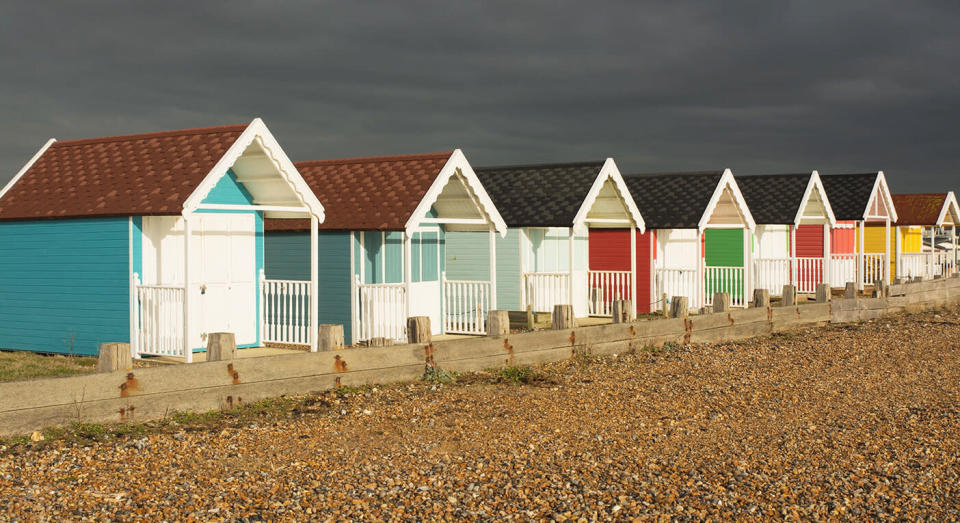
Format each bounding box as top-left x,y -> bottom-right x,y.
830,254 -> 858,288
261,278 -> 311,345
586,270 -> 633,316
655,267 -> 700,309
862,253 -> 887,286
704,265 -> 746,308
136,282 -> 185,357
792,256 -> 823,294
898,253 -> 928,280
524,272 -> 570,313
355,278 -> 407,343
443,276 -> 492,335
753,258 -> 791,296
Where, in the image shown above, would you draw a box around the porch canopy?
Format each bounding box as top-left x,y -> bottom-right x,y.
890,192 -> 959,278
737,171 -> 836,228
0,118 -> 325,357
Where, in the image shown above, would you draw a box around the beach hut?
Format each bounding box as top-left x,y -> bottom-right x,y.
889,192 -> 959,280
737,172 -> 837,295
624,170 -> 755,310
819,172 -> 898,287
0,119 -> 325,361
263,150 -> 506,345
447,160 -> 644,318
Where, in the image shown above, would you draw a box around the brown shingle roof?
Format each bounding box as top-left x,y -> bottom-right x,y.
265,152 -> 452,232
0,124 -> 248,221
891,193 -> 949,226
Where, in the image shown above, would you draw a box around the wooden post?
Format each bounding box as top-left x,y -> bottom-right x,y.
407,316 -> 431,344
823,223 -> 832,288
318,324 -> 344,351
857,221 -> 865,291
206,332 -> 236,361
873,279 -> 887,298
525,304 -> 535,331
884,218 -> 891,283
97,342 -> 132,373
612,300 -> 635,323
895,225 -> 902,281
844,282 -> 857,299
183,214 -> 192,364
486,310 -> 509,336
712,292 -> 730,313
782,284 -> 797,306
552,304 -> 574,330
752,288 -> 770,309
669,296 -> 689,319
815,283 -> 831,303
368,337 -> 394,347
567,228 -> 576,314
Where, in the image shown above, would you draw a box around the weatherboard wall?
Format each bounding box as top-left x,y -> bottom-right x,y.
0,217 -> 130,356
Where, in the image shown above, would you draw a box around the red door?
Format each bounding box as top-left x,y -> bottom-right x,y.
794,225 -> 824,290
588,229 -> 632,314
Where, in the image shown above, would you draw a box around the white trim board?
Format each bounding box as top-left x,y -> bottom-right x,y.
863,171 -> 898,223
0,138 -> 57,202
699,168 -> 756,232
794,170 -> 837,227
572,157 -> 646,234
936,191 -> 960,226
404,148 -> 508,238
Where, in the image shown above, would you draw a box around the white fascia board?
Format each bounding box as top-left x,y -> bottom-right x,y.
0,138 -> 56,202
181,118 -> 325,221
699,168 -> 756,232
864,171 -> 898,223
403,149 -> 508,238
794,170 -> 837,227
572,158 -> 646,234
937,191 -> 960,225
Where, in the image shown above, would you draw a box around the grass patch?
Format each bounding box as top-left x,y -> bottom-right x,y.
0,350 -> 98,382
494,365 -> 541,385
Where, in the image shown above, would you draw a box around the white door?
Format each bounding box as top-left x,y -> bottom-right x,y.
197,214 -> 257,347
410,280 -> 442,335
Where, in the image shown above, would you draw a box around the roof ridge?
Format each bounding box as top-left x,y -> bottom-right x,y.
295,152 -> 452,167
738,172 -> 812,178
626,170 -> 722,177
892,192 -> 947,197
52,123 -> 249,148
476,160 -> 604,171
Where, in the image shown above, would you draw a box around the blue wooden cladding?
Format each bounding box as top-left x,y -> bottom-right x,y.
0,217 -> 131,356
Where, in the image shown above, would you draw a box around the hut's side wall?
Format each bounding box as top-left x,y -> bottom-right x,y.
0,217 -> 130,355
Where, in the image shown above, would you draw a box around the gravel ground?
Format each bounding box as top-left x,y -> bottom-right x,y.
2,307 -> 959,520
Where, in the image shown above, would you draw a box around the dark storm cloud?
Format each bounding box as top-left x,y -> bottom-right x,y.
1,1 -> 959,194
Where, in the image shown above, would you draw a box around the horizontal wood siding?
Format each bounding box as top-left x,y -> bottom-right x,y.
794,224 -> 824,257
831,221 -> 856,253
263,231 -> 352,344
496,229 -> 522,310
0,218 -> 130,355
444,231 -> 488,280
588,229 -> 631,271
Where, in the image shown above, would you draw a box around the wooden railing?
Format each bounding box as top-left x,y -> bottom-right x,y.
704,265 -> 746,308
829,254 -> 858,288
442,274 -> 492,335
261,277 -> 311,345
355,277 -> 407,343
753,258 -> 791,296
792,257 -> 823,294
586,270 -> 632,316
523,272 -> 570,313
862,254 -> 886,286
655,267 -> 700,309
135,276 -> 185,358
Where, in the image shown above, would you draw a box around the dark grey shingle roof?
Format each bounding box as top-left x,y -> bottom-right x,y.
736,173 -> 811,225
624,171 -> 724,229
475,162 -> 604,227
819,173 -> 878,221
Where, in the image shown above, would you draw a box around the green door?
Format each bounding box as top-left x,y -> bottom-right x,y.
704,229 -> 744,297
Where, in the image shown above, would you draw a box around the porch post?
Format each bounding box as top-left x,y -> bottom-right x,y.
895,225 -> 902,280
823,223 -> 831,287
519,228 -> 527,309
743,227 -> 751,306
696,228 -> 704,308
130,272 -> 140,360
404,232 -> 413,321
790,225 -> 797,285
568,228 -> 575,311
857,221 -> 865,290
630,225 -> 637,312
953,225 -> 958,274
489,225 -> 497,309
309,215 -> 319,352
885,218 -> 891,283
183,214 -> 193,363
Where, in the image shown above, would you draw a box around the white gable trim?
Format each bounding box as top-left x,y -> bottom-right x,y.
699,168 -> 756,232
936,191 -> 960,225
572,158 -> 646,234
182,118 -> 325,221
863,171 -> 898,223
0,138 -> 57,203
404,148 -> 508,238
794,170 -> 837,227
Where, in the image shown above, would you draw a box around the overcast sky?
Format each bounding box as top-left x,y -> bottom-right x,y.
1,1 -> 958,194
